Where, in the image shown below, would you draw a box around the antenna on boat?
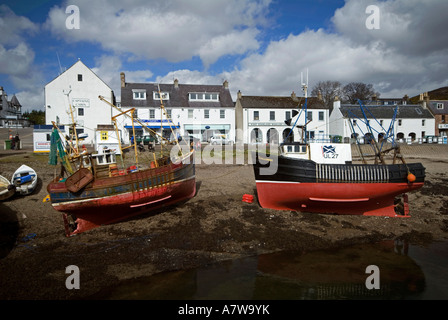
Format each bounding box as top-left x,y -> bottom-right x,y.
282,69 -> 309,145
301,69 -> 309,143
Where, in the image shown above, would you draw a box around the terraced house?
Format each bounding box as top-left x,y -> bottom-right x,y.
234,90 -> 329,144
119,73 -> 235,143
423,94 -> 448,139
329,98 -> 435,144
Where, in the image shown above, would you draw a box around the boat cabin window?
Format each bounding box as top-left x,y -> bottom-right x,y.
93,152 -> 117,165
285,145 -> 307,153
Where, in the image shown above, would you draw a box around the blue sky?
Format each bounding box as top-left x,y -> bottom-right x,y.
1,0 -> 448,112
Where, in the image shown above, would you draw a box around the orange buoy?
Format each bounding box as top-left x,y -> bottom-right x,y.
242,194 -> 254,203
407,173 -> 416,182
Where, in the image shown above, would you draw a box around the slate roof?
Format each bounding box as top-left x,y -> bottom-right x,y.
238,95 -> 326,110
339,105 -> 434,119
121,82 -> 234,109
427,101 -> 448,115
10,95 -> 21,107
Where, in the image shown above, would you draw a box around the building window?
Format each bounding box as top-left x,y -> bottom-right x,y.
149,109 -> 155,119
166,109 -> 172,119
285,111 -> 291,120
318,111 -> 324,121
398,119 -> 402,126
78,108 -> 84,116
437,103 -> 444,109
422,119 -> 425,126
254,111 -> 259,121
352,119 -> 357,126
220,110 -> 225,119
307,111 -> 313,121
188,109 -> 193,119
77,74 -> 82,81
204,109 -> 210,119
189,93 -> 219,101
101,131 -> 108,141
133,90 -> 146,100
380,120 -> 383,126
153,92 -> 169,100
270,111 -> 275,121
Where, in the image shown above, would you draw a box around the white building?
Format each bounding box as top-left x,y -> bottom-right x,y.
119,74 -> 235,143
234,91 -> 330,144
44,59 -> 116,145
329,99 -> 435,143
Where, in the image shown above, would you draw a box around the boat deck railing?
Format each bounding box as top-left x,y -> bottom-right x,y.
316,163 -> 390,183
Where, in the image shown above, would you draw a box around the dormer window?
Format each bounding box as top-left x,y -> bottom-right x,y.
153,92 -> 169,100
189,93 -> 219,101
133,90 -> 146,100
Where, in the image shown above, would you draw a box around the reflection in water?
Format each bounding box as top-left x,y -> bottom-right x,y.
93,240 -> 448,300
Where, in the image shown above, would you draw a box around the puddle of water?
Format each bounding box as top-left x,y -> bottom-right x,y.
92,240 -> 448,300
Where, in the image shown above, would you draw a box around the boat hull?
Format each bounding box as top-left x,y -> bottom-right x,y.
255,180 -> 422,216
47,153 -> 196,236
253,152 -> 425,217
0,175 -> 15,201
12,165 -> 37,196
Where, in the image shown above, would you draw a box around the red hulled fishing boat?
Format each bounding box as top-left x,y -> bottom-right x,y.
252,77 -> 425,217
46,91 -> 195,236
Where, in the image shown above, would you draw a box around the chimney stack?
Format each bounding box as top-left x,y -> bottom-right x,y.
291,91 -> 298,102
333,96 -> 341,111
120,72 -> 125,88
174,78 -> 179,88
237,90 -> 242,100
318,90 -> 323,101
223,80 -> 229,89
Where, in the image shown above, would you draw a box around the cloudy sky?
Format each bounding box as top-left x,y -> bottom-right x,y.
1,0 -> 448,112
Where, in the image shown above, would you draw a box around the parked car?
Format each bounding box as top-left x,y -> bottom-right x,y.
179,135 -> 201,149
210,135 -> 233,145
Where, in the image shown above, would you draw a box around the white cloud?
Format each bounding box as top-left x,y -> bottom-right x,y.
0,5 -> 43,111
4,0 -> 448,113
45,0 -> 270,67
91,55 -> 154,101
0,42 -> 35,77
220,0 -> 448,99
332,0 -> 448,57
0,5 -> 38,77
198,28 -> 260,68
156,69 -> 221,85
0,5 -> 38,46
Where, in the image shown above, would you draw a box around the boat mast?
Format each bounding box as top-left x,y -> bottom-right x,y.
301,69 -> 308,144
63,88 -> 80,156
156,84 -> 183,156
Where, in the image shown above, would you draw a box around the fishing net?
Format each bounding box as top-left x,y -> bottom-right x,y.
48,129 -> 59,166
48,128 -> 73,173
